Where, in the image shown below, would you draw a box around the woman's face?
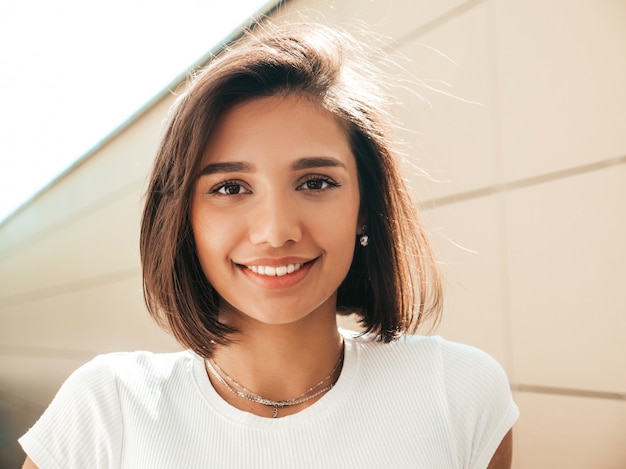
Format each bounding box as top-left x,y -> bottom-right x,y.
190,95 -> 361,327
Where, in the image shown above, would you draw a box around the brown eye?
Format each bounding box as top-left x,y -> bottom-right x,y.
306,179 -> 325,190
297,176 -> 338,191
211,181 -> 251,196
223,184 -> 242,195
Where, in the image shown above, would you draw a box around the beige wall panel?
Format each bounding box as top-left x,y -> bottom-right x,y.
0,189 -> 143,301
506,165 -> 626,392
1,354 -> 131,466
422,196 -> 511,371
3,1 -> 623,465
0,355 -> 89,419
0,95 -> 174,256
278,1 -> 500,203
277,0 -> 473,43
393,1 -> 498,201
336,0 -> 472,42
0,394 -> 40,467
0,274 -> 181,354
514,392 -> 626,469
0,355 -> 89,467
272,0 -> 344,24
494,0 -> 626,181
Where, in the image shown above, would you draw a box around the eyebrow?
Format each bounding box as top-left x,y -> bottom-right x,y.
198,161 -> 253,176
291,157 -> 346,171
198,157 -> 346,177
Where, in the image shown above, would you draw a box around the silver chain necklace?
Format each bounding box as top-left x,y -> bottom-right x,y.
205,344 -> 344,418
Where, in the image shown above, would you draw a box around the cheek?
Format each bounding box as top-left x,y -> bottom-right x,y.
322,202 -> 359,263
191,211 -> 231,273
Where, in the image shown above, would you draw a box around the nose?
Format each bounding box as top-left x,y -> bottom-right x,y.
248,190 -> 302,247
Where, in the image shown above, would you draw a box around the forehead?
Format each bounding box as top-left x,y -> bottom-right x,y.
201,95 -> 353,166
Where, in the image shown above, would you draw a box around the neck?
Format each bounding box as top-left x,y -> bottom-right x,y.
210,310 -> 343,409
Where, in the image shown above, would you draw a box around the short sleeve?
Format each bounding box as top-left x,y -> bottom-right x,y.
440,340 -> 519,469
19,355 -> 124,469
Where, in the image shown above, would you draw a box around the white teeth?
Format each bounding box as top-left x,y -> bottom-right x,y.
248,263 -> 303,276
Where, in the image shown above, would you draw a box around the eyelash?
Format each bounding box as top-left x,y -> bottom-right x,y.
209,179 -> 250,196
296,175 -> 341,192
208,175 -> 341,196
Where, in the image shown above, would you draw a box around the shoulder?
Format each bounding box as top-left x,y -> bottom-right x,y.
388,335 -> 513,403
343,330 -> 478,370
19,350 -> 194,468
92,349 -> 192,377
67,349 -> 190,380
431,337 -> 513,402
345,331 -> 515,419
342,331 -> 518,466
38,350 -> 195,414
392,336 -> 518,467
343,331 -> 458,387
346,330 -> 507,379
432,338 -> 518,467
70,350 -> 194,396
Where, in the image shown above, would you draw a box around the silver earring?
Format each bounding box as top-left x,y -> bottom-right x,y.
359,225 -> 369,247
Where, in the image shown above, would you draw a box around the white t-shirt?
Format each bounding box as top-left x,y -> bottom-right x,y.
20,332 -> 519,468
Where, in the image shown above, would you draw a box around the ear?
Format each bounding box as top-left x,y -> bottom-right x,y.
357,221 -> 367,235
356,204 -> 367,233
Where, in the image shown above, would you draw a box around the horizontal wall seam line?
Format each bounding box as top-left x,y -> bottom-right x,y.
0,268 -> 140,309
419,153 -> 626,210
512,383 -> 626,401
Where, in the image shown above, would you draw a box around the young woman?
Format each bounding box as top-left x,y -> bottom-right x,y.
21,22 -> 518,468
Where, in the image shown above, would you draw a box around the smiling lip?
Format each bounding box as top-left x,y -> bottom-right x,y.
238,257 -> 316,289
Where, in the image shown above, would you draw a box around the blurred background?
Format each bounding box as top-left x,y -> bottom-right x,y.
1,0 -> 625,467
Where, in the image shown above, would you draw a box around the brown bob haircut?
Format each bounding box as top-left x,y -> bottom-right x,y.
140,22 -> 442,358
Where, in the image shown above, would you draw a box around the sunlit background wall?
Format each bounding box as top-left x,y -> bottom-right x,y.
1,1 -> 625,467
